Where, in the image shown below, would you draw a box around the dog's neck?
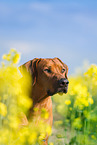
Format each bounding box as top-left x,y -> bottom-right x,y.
31,83 -> 49,106
28,83 -> 53,126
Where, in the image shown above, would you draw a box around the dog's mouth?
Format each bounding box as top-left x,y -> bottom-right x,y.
47,86 -> 68,96
57,86 -> 68,94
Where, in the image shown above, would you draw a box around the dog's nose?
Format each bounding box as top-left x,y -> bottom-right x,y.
59,78 -> 69,86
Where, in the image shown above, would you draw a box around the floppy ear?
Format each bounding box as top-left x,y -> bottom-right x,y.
54,57 -> 68,79
19,58 -> 41,86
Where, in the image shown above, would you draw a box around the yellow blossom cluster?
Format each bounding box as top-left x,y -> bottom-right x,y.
2,49 -> 20,64
64,100 -> 71,105
0,49 -> 52,145
68,77 -> 94,110
84,64 -> 97,77
52,63 -> 97,144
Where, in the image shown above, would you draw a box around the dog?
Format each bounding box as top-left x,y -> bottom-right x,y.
19,57 -> 69,145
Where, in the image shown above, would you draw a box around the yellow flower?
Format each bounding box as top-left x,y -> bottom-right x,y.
38,133 -> 46,141
18,95 -> 33,110
12,53 -> 20,64
93,65 -> 97,74
18,127 -> 29,143
84,64 -> 97,77
41,108 -> 49,119
46,125 -> 52,136
2,54 -> 11,61
6,54 -> 11,61
91,135 -> 96,140
8,116 -> 20,129
28,132 -> 37,144
65,100 -> 71,105
2,54 -> 7,60
49,142 -> 54,145
83,99 -> 89,107
2,49 -> 20,64
0,102 -> 7,117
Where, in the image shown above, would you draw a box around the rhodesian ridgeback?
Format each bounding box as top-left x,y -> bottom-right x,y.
19,57 -> 69,145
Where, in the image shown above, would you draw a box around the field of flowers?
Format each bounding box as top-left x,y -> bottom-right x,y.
50,64 -> 97,144
0,49 -> 97,145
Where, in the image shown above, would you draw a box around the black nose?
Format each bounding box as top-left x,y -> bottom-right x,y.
59,78 -> 69,86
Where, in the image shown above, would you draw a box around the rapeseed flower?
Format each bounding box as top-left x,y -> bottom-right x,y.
65,100 -> 71,105
12,53 -> 20,64
41,108 -> 49,119
2,48 -> 20,64
0,102 -> 7,117
49,142 -> 54,145
46,125 -> 52,136
28,131 -> 37,144
91,135 -> 96,140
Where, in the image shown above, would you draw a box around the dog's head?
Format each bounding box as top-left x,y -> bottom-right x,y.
19,57 -> 69,97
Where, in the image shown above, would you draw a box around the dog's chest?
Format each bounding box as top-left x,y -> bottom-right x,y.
34,96 -> 53,126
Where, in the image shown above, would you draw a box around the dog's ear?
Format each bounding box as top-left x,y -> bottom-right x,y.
53,57 -> 68,79
19,58 -> 41,86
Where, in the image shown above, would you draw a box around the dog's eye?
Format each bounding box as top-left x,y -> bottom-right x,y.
44,68 -> 51,73
62,69 -> 65,73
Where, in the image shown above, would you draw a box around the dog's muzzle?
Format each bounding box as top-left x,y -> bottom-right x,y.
57,78 -> 69,94
47,78 -> 69,96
